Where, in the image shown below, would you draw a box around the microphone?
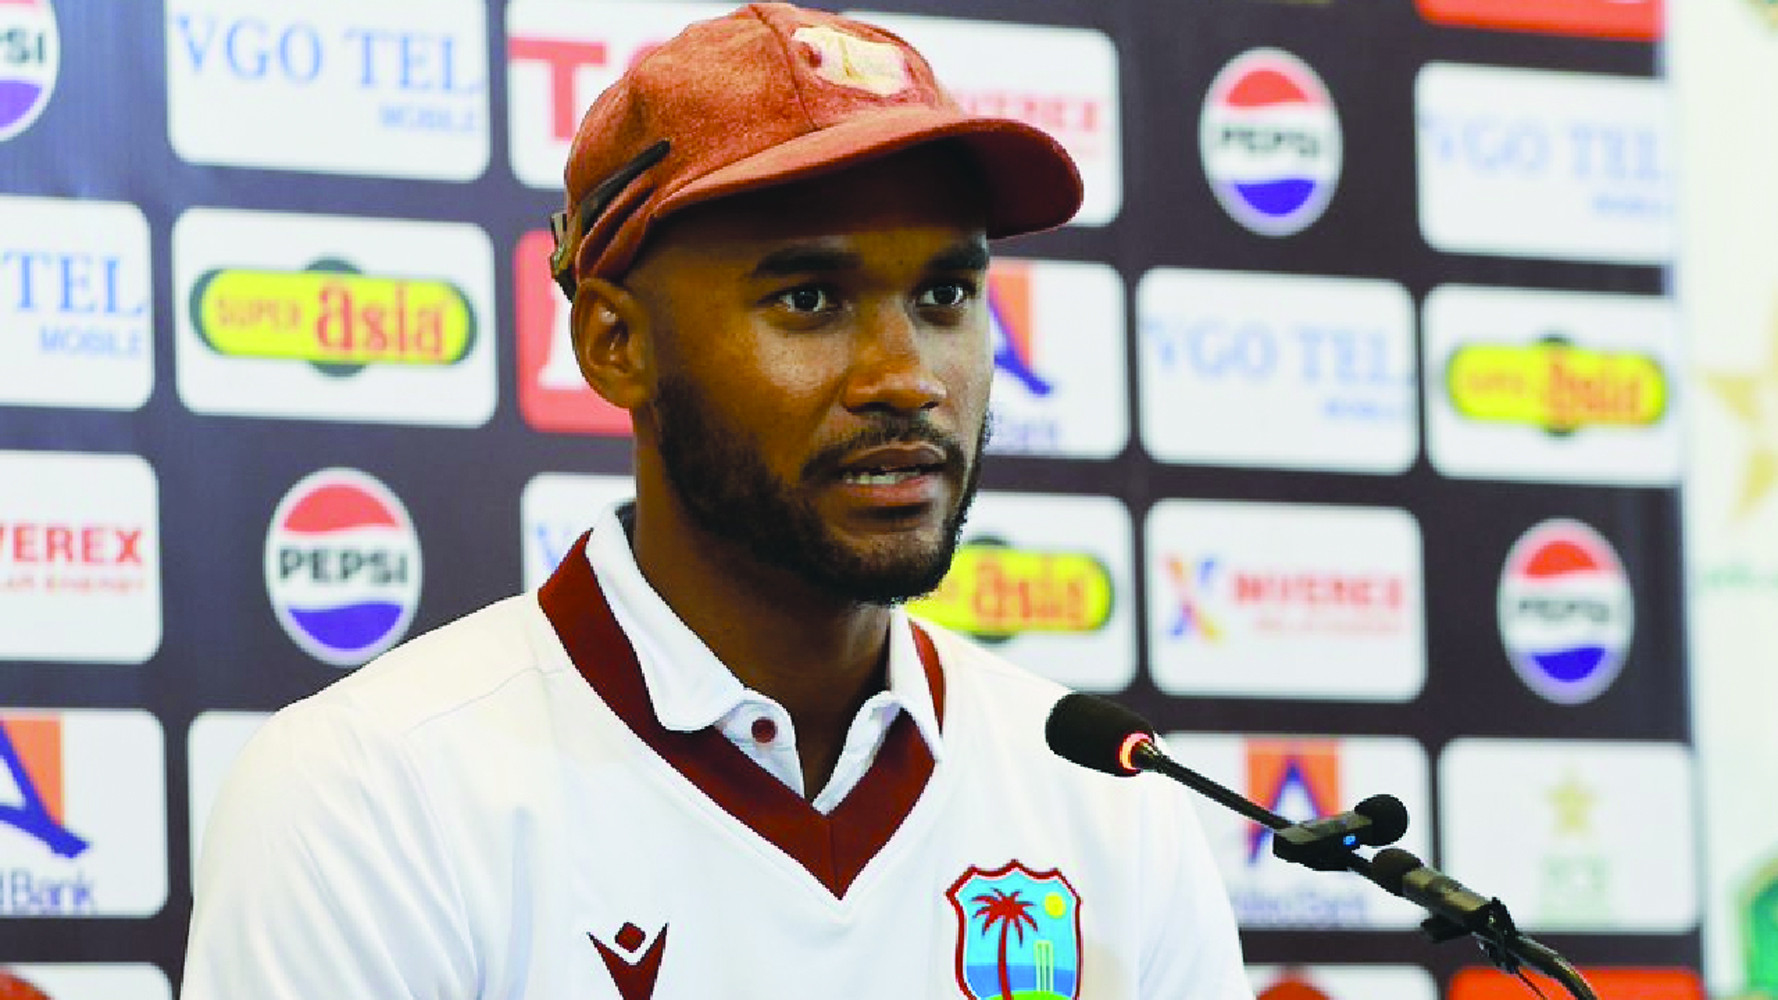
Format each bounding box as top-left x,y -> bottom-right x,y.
1368,848 -> 1503,935
1272,794 -> 1409,871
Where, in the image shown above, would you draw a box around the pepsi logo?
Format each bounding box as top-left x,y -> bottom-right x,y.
1497,519 -> 1633,704
264,468 -> 421,668
1200,48 -> 1341,237
0,0 -> 58,142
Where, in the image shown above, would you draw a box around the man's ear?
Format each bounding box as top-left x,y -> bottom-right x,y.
569,277 -> 653,410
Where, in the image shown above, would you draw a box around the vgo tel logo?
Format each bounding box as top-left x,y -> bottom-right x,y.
165,0 -> 488,179
0,451 -> 160,664
1146,500 -> 1425,701
0,709 -> 167,917
982,259 -> 1127,458
0,0 -> 56,142
1137,269 -> 1417,474
1200,49 -> 1341,237
1416,63 -> 1673,264
265,469 -> 421,668
506,1 -> 726,189
519,472 -> 634,589
1497,519 -> 1633,705
0,196 -> 152,411
844,13 -> 1122,226
173,209 -> 496,427
1164,733 -> 1431,928
514,229 -> 632,435
909,492 -> 1136,692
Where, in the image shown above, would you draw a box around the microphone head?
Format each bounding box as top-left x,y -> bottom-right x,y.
1368,847 -> 1423,895
1354,793 -> 1410,846
1045,692 -> 1158,777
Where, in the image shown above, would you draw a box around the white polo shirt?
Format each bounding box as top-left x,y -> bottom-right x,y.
184,519 -> 1253,1000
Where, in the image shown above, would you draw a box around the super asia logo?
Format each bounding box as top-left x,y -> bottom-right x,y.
191,260 -> 475,373
265,469 -> 421,667
1448,337 -> 1666,435
908,539 -> 1112,642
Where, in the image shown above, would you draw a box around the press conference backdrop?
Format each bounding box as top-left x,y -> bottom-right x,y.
0,1 -> 1703,998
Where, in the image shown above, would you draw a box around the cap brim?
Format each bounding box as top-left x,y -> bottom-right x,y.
656,106 -> 1083,239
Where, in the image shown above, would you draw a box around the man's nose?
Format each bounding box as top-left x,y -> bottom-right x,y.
841,303 -> 948,414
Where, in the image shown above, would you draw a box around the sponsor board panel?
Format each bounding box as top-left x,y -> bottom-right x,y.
0,964 -> 173,1000
1440,738 -> 1696,931
845,12 -> 1121,226
981,259 -> 1127,459
1425,285 -> 1680,485
1200,48 -> 1341,238
165,0 -> 489,179
1414,0 -> 1663,40
1249,964 -> 1438,1000
264,468 -> 422,668
0,709 -> 166,917
520,472 -> 634,590
0,451 -> 160,664
507,1 -> 731,189
186,711 -> 271,879
1497,519 -> 1635,705
1146,500 -> 1425,701
173,208 -> 496,427
908,491 -> 1135,692
1416,63 -> 1673,264
0,196 -> 153,411
1450,965 -> 1702,1000
514,229 -> 632,435
1165,733 -> 1432,928
0,0 -> 58,143
1138,269 -> 1416,473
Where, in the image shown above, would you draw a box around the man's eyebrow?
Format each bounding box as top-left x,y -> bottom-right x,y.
929,241 -> 990,273
749,245 -> 863,279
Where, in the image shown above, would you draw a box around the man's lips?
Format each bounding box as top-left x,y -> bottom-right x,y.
835,443 -> 948,482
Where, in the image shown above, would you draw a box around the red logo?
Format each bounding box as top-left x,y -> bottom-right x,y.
589,923 -> 667,1000
514,229 -> 632,435
1415,0 -> 1662,40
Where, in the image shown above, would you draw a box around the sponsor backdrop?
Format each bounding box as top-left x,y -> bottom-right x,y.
0,0 -> 1707,995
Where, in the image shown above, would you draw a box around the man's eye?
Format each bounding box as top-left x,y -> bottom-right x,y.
918,281 -> 975,308
775,286 -> 834,313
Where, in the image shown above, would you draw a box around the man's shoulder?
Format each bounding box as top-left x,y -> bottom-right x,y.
915,616 -> 1069,709
276,592 -> 567,744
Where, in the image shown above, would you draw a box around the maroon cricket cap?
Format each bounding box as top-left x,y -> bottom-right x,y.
549,2 -> 1084,295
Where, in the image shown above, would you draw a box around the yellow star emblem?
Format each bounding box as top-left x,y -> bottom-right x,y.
1548,772 -> 1596,836
1706,298 -> 1778,519
792,25 -> 911,97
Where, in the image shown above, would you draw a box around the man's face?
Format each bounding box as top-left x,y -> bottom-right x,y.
625,148 -> 994,605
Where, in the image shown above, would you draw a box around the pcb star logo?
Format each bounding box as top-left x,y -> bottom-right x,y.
1705,296 -> 1778,519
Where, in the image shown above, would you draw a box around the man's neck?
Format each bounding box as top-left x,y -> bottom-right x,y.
624,496 -> 894,795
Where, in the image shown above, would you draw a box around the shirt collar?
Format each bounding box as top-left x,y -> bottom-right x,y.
583,503 -> 944,758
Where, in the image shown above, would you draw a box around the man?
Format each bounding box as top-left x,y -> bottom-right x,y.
182,5 -> 1251,997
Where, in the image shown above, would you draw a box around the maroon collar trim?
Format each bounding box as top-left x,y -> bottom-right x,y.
538,531 -> 945,899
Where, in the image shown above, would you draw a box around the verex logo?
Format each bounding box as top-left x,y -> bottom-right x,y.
165,0 -> 489,179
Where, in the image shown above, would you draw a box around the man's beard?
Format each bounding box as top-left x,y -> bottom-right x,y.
652,374 -> 985,606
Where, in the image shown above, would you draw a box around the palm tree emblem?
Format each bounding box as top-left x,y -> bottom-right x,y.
971,888 -> 1039,1000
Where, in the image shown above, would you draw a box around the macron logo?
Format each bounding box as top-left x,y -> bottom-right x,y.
590,922 -> 668,1000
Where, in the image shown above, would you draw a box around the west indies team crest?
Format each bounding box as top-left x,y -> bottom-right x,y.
264,468 -> 422,668
947,862 -> 1082,999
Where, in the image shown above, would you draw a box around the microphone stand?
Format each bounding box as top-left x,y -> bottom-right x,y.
1126,742 -> 1599,1000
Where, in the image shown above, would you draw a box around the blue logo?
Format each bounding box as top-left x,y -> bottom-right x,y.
1497,519 -> 1633,704
1200,49 -> 1341,237
0,715 -> 89,859
947,862 -> 1082,999
0,0 -> 58,142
